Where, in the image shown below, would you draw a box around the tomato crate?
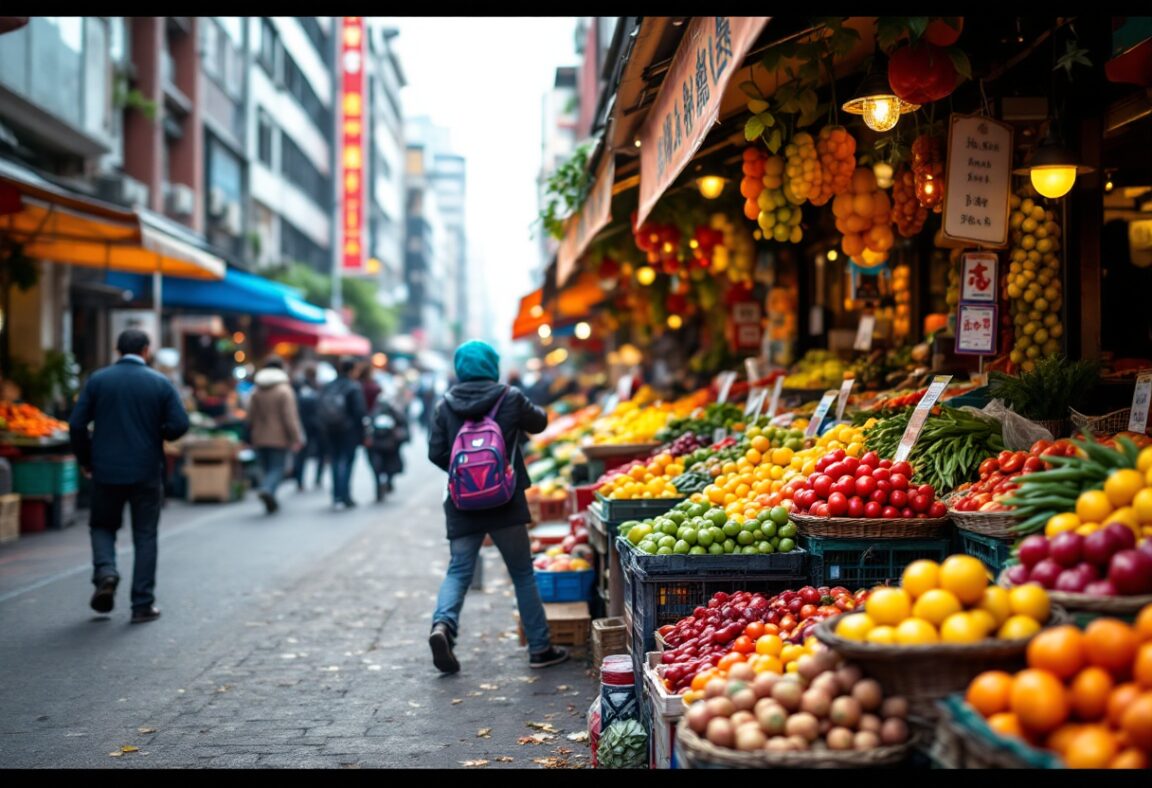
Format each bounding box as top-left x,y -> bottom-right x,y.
534,567 -> 595,602
12,456 -> 79,496
617,536 -> 808,579
803,535 -> 952,590
593,494 -> 686,523
955,529 -> 1014,577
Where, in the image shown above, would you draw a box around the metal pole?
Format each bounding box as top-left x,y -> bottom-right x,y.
154,266 -> 163,345
330,17 -> 343,313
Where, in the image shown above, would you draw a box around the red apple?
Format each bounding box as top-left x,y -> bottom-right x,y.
1049,532 -> 1084,568
1084,579 -> 1118,597
1103,522 -> 1137,552
1108,550 -> 1152,595
1083,528 -> 1125,568
1029,558 -> 1063,589
1017,535 -> 1049,569
1004,563 -> 1031,586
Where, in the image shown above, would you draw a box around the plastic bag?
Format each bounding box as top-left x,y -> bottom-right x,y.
965,398 -> 1053,451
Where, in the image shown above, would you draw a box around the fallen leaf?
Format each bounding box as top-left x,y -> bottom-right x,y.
214,685 -> 232,693
533,756 -> 568,768
517,733 -> 555,745
367,665 -> 382,671
488,696 -> 509,702
137,727 -> 156,735
477,728 -> 492,738
556,747 -> 573,756
527,722 -> 560,733
451,699 -> 463,705
280,653 -> 298,659
493,756 -> 514,763
468,691 -> 484,697
460,759 -> 488,768
108,751 -> 123,758
121,745 -> 139,753
567,732 -> 589,743
478,683 -> 499,690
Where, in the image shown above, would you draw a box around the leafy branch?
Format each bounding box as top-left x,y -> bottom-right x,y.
1055,35 -> 1092,78
538,142 -> 593,240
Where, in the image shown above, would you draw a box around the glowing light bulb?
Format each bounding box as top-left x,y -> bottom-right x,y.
574,322 -> 591,340
696,175 -> 726,199
862,95 -> 899,132
636,266 -> 656,286
538,324 -> 552,339
667,314 -> 683,330
873,162 -> 894,189
1030,166 -> 1078,199
827,249 -> 839,262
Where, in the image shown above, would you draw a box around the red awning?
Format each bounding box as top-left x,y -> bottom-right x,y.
264,311 -> 372,356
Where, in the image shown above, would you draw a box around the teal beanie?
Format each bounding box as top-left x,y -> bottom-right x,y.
454,340 -> 500,382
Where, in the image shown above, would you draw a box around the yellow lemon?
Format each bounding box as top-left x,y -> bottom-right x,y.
835,613 -> 876,642
1076,490 -> 1113,524
894,618 -> 939,645
998,614 -> 1042,640
939,555 -> 990,606
866,588 -> 913,626
940,612 -> 988,643
866,626 -> 898,645
1132,488 -> 1152,525
1045,512 -> 1081,537
1138,446 -> 1152,474
901,559 -> 941,599
978,586 -> 1013,627
912,588 -> 964,627
1007,584 -> 1051,622
1104,469 -> 1145,508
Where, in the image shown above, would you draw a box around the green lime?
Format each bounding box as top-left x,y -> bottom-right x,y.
657,546 -> 674,555
757,509 -> 773,523
697,528 -> 715,548
689,545 -> 708,555
708,542 -> 725,555
741,520 -> 758,533
658,535 -> 677,549
785,438 -> 804,452
638,540 -> 658,554
722,520 -> 743,538
742,545 -> 759,555
769,506 -> 791,526
752,529 -> 764,542
707,509 -> 727,528
688,503 -> 708,519
757,541 -> 775,554
778,537 -> 796,553
736,530 -> 755,546
779,523 -> 797,539
760,521 -> 778,539
662,521 -> 679,536
681,527 -> 698,546
770,536 -> 781,549
667,511 -> 686,525
627,524 -> 653,545
673,539 -> 691,555
722,539 -> 737,554
710,526 -> 726,544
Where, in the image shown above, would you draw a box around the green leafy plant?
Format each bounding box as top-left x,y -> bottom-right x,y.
538,142 -> 593,240
266,262 -> 397,348
988,355 -> 1101,421
9,350 -> 79,411
113,73 -> 158,120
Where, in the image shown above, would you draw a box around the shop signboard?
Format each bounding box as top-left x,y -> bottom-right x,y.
894,375 -> 954,462
557,155 -> 615,288
960,252 -> 998,302
732,302 -> 762,351
340,17 -> 365,271
956,304 -> 998,355
941,114 -> 1014,248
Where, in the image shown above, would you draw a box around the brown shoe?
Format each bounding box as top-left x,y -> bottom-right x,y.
131,606 -> 162,624
90,576 -> 119,614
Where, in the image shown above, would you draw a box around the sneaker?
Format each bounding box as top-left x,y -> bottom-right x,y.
131,606 -> 162,624
529,646 -> 570,669
258,490 -> 278,514
90,575 -> 119,614
429,622 -> 460,674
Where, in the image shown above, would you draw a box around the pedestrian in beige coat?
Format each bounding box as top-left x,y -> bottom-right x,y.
247,357 -> 303,513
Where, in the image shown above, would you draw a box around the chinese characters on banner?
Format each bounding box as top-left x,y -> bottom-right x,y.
557,155 -> 615,288
636,17 -> 770,228
956,304 -> 998,355
340,17 -> 365,271
960,252 -> 998,302
942,114 -> 1014,248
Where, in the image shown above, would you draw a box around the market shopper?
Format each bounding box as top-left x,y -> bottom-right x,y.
68,329 -> 190,623
359,365 -> 382,412
291,364 -> 327,491
320,358 -> 367,509
427,339 -> 568,673
365,394 -> 409,502
246,357 -> 304,514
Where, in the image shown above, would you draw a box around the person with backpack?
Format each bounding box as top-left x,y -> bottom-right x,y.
246,357 -> 304,514
427,339 -> 568,673
365,392 -> 409,502
319,358 -> 367,509
291,364 -> 327,491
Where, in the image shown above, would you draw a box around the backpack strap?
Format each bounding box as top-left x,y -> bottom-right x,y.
485,385 -> 510,420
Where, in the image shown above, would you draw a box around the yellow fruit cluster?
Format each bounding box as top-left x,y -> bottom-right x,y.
598,453 -> 682,499
1045,449 -> 1152,542
712,213 -> 757,284
892,264 -> 911,338
837,555 -> 1053,645
757,155 -> 804,244
783,131 -> 821,206
1007,189 -> 1064,371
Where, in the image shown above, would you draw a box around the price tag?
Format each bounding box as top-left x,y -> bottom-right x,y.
712,427 -> 728,445
805,390 -> 839,439
766,376 -> 785,418
716,371 -> 738,404
854,315 -> 876,352
744,387 -> 768,420
893,375 -> 954,463
617,375 -> 634,402
955,304 -> 998,355
745,357 -> 763,384
836,378 -> 856,422
602,394 -> 620,415
1128,371 -> 1152,434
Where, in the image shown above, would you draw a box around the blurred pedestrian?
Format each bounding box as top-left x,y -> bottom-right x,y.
359,364 -> 382,411
68,329 -> 190,623
365,393 -> 409,502
319,358 -> 367,509
426,339 -> 568,673
246,357 -> 303,514
291,364 -> 327,490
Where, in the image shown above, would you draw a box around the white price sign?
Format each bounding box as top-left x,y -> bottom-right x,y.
1128,371 -> 1152,434
893,375 -> 953,463
854,314 -> 876,352
960,252 -> 998,303
716,371 -> 738,404
767,376 -> 785,418
744,387 -> 768,420
941,113 -> 1014,248
745,357 -> 763,384
955,304 -> 998,356
836,378 -> 856,422
805,390 -> 840,439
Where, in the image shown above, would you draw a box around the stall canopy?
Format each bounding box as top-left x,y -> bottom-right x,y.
105,268 -> 327,323
0,158 -> 225,280
264,311 -> 372,356
512,288 -> 549,340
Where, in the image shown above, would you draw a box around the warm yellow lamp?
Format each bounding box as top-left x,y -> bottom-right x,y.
574,321 -> 592,340
667,314 -> 683,330
842,72 -> 919,133
636,266 -> 657,286
538,324 -> 552,339
1013,135 -> 1094,199
696,175 -> 727,199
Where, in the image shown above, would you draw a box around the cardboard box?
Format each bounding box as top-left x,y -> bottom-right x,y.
185,462 -> 233,502
0,493 -> 19,543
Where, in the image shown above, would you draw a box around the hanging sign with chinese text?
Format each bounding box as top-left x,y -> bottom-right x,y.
557,154 -> 615,288
894,375 -> 954,462
636,16 -> 770,227
340,17 -> 365,271
731,301 -> 763,351
1128,371 -> 1152,434
941,114 -> 1014,248
956,304 -> 998,355
960,252 -> 998,302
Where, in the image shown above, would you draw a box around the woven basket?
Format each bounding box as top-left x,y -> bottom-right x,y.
791,512 -> 951,540
931,695 -> 1064,769
674,721 -> 912,769
813,608 -> 1069,713
948,509 -> 1020,540
1032,417 -> 1071,439
1069,407 -> 1134,436
997,571 -> 1152,616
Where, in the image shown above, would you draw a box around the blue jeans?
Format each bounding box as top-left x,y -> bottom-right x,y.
256,447 -> 288,498
89,481 -> 162,612
432,525 -> 552,653
330,432 -> 359,504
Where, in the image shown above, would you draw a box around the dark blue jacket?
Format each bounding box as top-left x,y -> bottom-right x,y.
69,357 -> 191,485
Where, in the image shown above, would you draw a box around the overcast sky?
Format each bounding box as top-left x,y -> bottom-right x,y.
387,17 -> 579,355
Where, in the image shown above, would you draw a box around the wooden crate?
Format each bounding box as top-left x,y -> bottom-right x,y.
592,616 -> 628,668
0,493 -> 19,543
515,601 -> 591,649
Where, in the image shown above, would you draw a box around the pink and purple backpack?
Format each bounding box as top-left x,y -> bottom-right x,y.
447,388 -> 517,510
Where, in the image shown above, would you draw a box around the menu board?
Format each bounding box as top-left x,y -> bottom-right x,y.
941,114 -> 1014,248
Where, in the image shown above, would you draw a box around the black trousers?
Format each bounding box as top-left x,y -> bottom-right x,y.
89,481 -> 163,612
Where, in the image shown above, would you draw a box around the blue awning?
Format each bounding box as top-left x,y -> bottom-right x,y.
105,268 -> 327,323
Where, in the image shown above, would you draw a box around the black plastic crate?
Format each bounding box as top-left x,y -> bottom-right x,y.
617,536 -> 807,579
955,529 -> 1014,577
593,494 -> 686,523
803,535 -> 952,591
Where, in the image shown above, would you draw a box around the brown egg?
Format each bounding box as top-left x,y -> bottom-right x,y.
706,716 -> 735,749
826,726 -> 854,750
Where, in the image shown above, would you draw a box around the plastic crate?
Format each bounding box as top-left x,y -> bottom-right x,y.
944,385 -> 991,410
19,499 -> 49,534
571,483 -> 599,513
593,494 -> 686,522
956,529 -> 1014,577
618,536 -> 808,579
529,495 -> 570,524
804,535 -> 952,590
534,567 -> 595,602
12,456 -> 79,496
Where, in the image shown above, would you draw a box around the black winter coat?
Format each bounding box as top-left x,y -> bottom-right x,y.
428,381 -> 548,539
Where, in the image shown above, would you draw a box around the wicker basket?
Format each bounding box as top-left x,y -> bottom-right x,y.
791,512 -> 951,540
1032,417 -> 1071,439
997,571 -> 1152,616
948,509 -> 1020,540
1069,407 -> 1134,436
813,608 -> 1069,714
674,721 -> 912,769
931,694 -> 1064,768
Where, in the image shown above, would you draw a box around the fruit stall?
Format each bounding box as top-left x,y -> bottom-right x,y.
0,401 -> 79,537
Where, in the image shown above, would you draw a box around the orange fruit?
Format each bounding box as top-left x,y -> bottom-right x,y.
1132,488 -> 1152,524
1084,618 -> 1140,678
866,625 -> 897,645
895,617 -> 939,645
1065,725 -> 1119,768
1121,692 -> 1152,752
866,587 -> 912,626
978,586 -> 1013,627
1047,723 -> 1085,755
1137,643 -> 1152,689
1077,490 -> 1114,524
901,559 -> 941,599
1046,512 -> 1082,537
969,609 -> 998,636
835,612 -> 876,641
1007,584 -> 1051,622
1135,605 -> 1152,643
940,612 -> 987,643
966,671 -> 1015,717
987,711 -> 1024,739
1111,747 -> 1150,769
1027,625 -> 1087,679
750,435 -> 771,454
1104,469 -> 1145,508
1011,668 -> 1070,734
1108,683 -> 1143,727
999,614 -> 1042,641
912,588 -> 963,627
939,554 -> 989,605
755,634 -> 784,657
1070,667 -> 1115,721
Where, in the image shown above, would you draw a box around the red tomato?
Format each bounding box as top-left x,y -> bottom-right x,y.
855,475 -> 878,497
762,623 -> 779,636
890,473 -> 910,491
717,651 -> 746,671
929,501 -> 947,518
869,489 -> 888,505
842,457 -> 860,473
779,614 -> 797,631
999,455 -> 1024,473
924,17 -> 963,47
890,490 -> 909,509
827,492 -> 849,517
854,464 -> 873,479
860,451 -> 880,468
891,461 -> 913,478
732,635 -> 755,654
1023,456 -> 1045,473
901,507 -> 916,518
910,493 -> 930,513
744,621 -> 766,640
978,458 -> 998,477
864,501 -> 882,518
881,506 -> 900,518
1030,439 -> 1051,455
812,474 -> 833,499
917,484 -> 935,499
872,467 -> 891,482
812,502 -> 830,517
847,496 -> 866,518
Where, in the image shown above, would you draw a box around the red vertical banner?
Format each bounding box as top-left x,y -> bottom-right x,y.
340,17 -> 365,271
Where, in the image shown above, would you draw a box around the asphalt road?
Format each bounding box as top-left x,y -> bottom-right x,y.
0,439 -> 596,768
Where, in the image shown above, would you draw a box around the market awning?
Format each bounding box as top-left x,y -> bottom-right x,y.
0,157 -> 225,280
555,271 -> 607,319
105,268 -> 327,323
264,311 -> 372,356
512,288 -> 549,341
556,151 -> 615,289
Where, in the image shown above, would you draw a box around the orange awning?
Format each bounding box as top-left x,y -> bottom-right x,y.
512,288 -> 549,341
555,271 -> 607,319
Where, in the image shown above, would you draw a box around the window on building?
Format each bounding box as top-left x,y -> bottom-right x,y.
280,133 -> 329,204
299,17 -> 329,62
208,135 -> 243,205
83,18 -> 110,138
29,17 -> 84,126
280,218 -> 329,271
200,19 -> 219,77
217,16 -> 243,45
257,17 -> 278,77
282,51 -> 329,137
257,110 -> 275,167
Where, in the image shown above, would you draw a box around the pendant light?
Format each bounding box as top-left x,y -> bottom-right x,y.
842,71 -> 919,133
1012,132 -> 1094,199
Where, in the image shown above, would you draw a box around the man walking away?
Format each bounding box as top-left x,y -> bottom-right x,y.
69,329 -> 190,623
292,364 -> 327,491
320,358 -> 367,509
247,357 -> 303,514
427,340 -> 569,673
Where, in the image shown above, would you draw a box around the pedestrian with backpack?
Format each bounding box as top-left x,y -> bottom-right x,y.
246,356 -> 304,514
319,358 -> 367,509
427,340 -> 569,673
